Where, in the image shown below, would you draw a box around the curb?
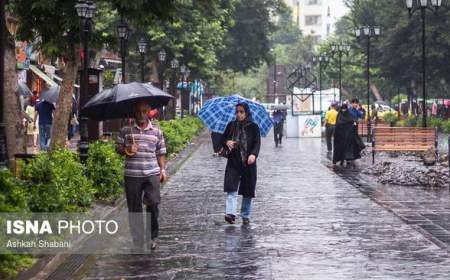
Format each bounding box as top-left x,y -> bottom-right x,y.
15,129 -> 208,280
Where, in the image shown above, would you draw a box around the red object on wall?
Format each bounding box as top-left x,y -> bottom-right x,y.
147,109 -> 159,119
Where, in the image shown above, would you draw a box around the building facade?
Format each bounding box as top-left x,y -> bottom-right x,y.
283,0 -> 348,44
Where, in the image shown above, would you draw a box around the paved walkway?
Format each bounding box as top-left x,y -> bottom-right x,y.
81,133 -> 450,280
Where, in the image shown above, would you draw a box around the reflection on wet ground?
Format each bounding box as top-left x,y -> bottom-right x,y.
81,134 -> 450,280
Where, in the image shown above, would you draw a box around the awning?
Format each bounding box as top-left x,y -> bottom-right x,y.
29,65 -> 57,87
53,74 -> 80,88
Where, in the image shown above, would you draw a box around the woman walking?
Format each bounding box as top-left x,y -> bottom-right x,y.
332,103 -> 365,166
222,103 -> 261,225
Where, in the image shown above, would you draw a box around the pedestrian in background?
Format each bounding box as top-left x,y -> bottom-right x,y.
25,99 -> 38,149
333,104 -> 365,167
324,103 -> 338,152
34,100 -> 55,151
272,109 -> 285,147
222,103 -> 261,225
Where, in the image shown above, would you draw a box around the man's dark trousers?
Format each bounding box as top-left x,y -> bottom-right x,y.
325,124 -> 335,151
125,175 -> 160,247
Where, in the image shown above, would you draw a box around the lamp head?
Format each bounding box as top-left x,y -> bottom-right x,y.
137,38 -> 147,54
158,49 -> 167,62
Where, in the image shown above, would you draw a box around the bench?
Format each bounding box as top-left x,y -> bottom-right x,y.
358,121 -> 390,137
371,127 -> 438,164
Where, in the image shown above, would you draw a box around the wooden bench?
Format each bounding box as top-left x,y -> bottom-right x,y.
371,127 -> 438,164
358,121 -> 389,136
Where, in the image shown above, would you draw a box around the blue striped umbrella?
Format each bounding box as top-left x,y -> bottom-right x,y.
199,95 -> 273,137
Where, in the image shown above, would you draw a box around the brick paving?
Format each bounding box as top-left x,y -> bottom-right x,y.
80,133 -> 450,280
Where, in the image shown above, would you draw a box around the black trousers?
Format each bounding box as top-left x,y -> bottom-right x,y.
274,123 -> 283,145
125,175 -> 161,246
325,124 -> 335,151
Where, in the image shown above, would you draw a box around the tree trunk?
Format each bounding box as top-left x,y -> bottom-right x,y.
370,84 -> 383,102
50,49 -> 79,150
165,74 -> 177,120
4,31 -> 25,163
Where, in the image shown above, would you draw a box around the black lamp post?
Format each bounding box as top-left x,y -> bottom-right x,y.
271,48 -> 278,103
355,26 -> 381,142
0,0 -> 7,167
117,19 -> 130,84
330,44 -> 351,103
137,37 -> 147,83
406,0 -> 444,128
170,58 -> 179,119
179,64 -> 187,119
158,49 -> 167,90
313,54 -> 330,114
75,0 -> 96,163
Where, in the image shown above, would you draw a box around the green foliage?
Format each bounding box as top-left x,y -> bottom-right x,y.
21,150 -> 95,212
159,117 -> 204,157
103,70 -> 115,88
442,120 -> 450,133
86,142 -> 124,204
0,169 -> 29,212
404,115 -> 418,127
0,254 -> 35,280
429,117 -> 443,129
391,94 -> 407,105
381,112 -> 398,124
0,170 -> 34,279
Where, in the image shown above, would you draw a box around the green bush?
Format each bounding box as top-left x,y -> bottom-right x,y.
0,254 -> 35,280
0,170 -> 35,279
86,141 -> 124,204
381,112 -> 398,124
160,117 -> 204,157
0,169 -> 29,212
403,115 -> 418,127
442,120 -> 450,133
21,150 -> 95,212
429,117 -> 443,129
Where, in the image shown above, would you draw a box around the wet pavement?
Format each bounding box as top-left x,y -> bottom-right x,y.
80,133 -> 450,280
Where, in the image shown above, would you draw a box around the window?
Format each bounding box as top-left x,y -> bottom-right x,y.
311,35 -> 322,44
327,24 -> 331,36
306,0 -> 321,5
327,6 -> 331,16
305,15 -> 322,26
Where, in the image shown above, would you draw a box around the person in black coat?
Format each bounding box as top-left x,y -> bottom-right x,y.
222,103 -> 261,225
332,104 -> 365,166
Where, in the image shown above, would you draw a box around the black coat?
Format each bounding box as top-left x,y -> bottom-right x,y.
332,110 -> 365,164
222,120 -> 261,198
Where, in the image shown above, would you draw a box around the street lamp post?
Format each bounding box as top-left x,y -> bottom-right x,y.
179,64 -> 187,119
169,58 -> 179,120
405,0 -> 444,128
117,19 -> 130,84
330,44 -> 351,103
313,54 -> 329,114
0,0 -> 7,167
355,26 -> 381,142
75,0 -> 96,163
137,37 -> 147,83
158,49 -> 167,90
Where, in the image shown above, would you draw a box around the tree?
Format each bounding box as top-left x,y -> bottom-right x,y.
9,0 -> 178,150
2,11 -> 25,162
219,0 -> 285,73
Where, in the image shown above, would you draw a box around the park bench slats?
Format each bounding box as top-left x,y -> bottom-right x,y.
371,127 -> 437,164
358,121 -> 390,136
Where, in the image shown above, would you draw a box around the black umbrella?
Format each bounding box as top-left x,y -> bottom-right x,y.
18,82 -> 33,97
80,82 -> 173,121
40,86 -> 60,104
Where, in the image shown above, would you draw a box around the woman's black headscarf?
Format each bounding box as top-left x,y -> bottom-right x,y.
235,102 -> 252,164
